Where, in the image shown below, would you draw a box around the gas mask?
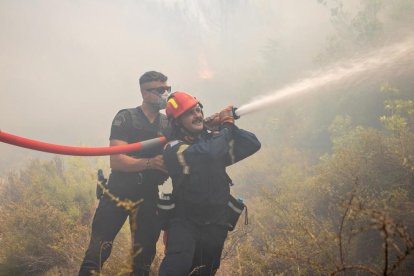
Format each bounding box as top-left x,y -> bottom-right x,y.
156,91 -> 169,110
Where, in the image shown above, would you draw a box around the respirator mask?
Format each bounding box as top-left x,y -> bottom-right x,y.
147,86 -> 171,110
157,91 -> 169,109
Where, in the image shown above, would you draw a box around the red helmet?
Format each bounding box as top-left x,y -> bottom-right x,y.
166,91 -> 200,119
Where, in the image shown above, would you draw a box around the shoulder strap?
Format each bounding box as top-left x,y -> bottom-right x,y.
158,114 -> 169,135
126,107 -> 169,134
125,107 -> 146,130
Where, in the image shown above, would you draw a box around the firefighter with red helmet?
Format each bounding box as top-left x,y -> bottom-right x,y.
159,92 -> 261,275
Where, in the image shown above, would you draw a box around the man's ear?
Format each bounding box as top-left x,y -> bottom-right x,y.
174,118 -> 182,128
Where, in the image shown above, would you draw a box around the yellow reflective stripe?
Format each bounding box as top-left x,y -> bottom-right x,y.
176,144 -> 190,174
229,139 -> 235,164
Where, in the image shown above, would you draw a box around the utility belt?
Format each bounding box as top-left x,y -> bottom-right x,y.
111,170 -> 166,186
96,169 -> 165,201
96,171 -> 143,200
157,193 -> 248,231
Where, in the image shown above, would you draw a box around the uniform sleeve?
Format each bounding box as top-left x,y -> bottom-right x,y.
227,127 -> 261,165
186,128 -> 233,159
163,140 -> 188,176
163,127 -> 260,175
163,128 -> 233,176
109,110 -> 131,142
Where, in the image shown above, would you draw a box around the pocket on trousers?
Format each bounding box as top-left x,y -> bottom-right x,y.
226,195 -> 246,231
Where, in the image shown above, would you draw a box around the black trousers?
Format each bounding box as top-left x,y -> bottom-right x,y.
159,218 -> 228,276
79,175 -> 160,276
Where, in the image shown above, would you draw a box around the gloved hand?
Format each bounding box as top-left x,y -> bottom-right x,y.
219,106 -> 235,125
204,112 -> 220,130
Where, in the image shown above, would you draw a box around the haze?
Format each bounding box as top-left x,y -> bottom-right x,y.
0,0 -> 334,173
1,0 -> 410,174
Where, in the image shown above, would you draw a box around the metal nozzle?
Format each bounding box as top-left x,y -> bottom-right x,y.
204,106 -> 240,125
232,107 -> 240,120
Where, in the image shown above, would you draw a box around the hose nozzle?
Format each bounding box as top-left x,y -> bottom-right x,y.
204,106 -> 240,125
232,107 -> 240,120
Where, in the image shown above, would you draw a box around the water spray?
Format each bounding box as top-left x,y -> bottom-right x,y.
1,38 -> 413,156
236,38 -> 414,117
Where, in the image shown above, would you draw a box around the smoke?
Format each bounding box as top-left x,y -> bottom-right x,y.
1,0 -> 412,173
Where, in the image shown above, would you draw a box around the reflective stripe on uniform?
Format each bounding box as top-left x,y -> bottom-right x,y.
229,139 -> 235,164
228,200 -> 243,214
157,203 -> 176,210
176,144 -> 190,174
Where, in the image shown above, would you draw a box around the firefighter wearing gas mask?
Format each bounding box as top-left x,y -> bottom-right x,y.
79,71 -> 170,276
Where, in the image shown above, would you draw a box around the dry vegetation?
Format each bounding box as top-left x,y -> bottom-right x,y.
1,1 -> 413,275
0,85 -> 412,275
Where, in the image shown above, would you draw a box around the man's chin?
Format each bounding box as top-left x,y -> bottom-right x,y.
189,125 -> 204,134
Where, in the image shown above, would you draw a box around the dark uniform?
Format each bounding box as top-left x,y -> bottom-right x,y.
159,124 -> 260,276
79,106 -> 168,276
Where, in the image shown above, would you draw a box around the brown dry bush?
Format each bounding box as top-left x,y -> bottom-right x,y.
0,157 -> 134,275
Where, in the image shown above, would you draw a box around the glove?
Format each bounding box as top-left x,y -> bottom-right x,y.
204,112 -> 220,130
219,106 -> 235,125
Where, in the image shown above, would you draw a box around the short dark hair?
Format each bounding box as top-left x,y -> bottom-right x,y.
139,71 -> 168,85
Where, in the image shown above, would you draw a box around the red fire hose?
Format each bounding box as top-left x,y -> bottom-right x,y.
0,130 -> 167,156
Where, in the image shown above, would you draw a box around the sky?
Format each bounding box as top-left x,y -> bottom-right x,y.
0,0 -> 346,173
